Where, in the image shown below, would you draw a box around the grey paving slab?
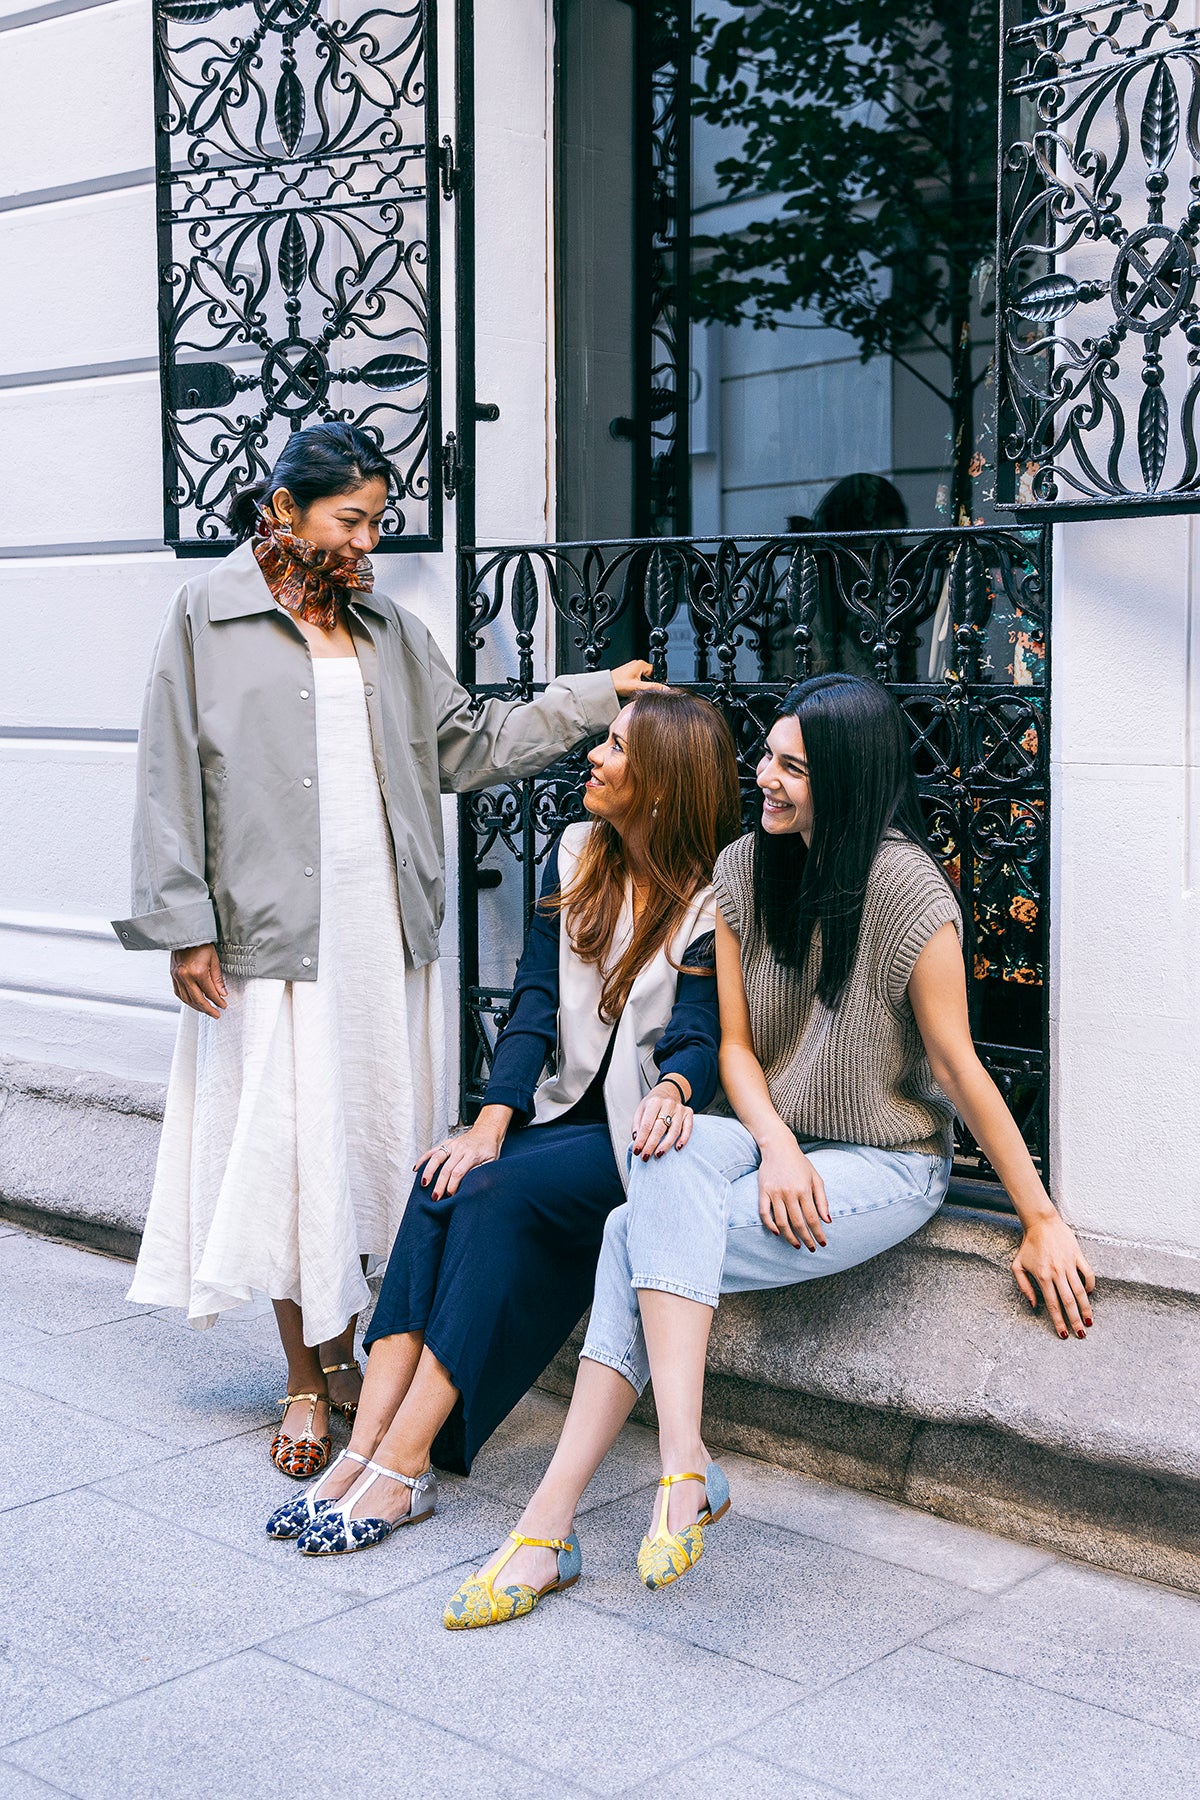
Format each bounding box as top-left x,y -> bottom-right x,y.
266,1562 -> 804,1794
470,1390 -> 663,1514
0,1763 -> 77,1798
0,1234 -> 154,1339
722,1450 -> 1057,1593
0,1324 -> 48,1351
573,1490 -> 981,1684
631,1745 -> 848,1796
0,1488 -> 353,1715
6,1651 -> 573,1800
2,1311 -> 281,1449
97,1430 -> 525,1599
742,1646 -> 1200,1800
1,1380 -> 175,1512
0,1641 -> 112,1758
925,1557 -> 1200,1740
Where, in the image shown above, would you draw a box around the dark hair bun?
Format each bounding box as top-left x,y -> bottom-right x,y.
226,423 -> 394,542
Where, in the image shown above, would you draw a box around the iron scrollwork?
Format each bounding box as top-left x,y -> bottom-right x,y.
458,526 -> 1052,1195
153,0 -> 441,551
999,0 -> 1200,513
636,0 -> 691,537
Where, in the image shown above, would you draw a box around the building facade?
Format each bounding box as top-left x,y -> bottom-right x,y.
1,1 -> 1197,1581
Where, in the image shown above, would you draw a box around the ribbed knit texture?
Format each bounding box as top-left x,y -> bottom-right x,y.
713,830 -> 962,1156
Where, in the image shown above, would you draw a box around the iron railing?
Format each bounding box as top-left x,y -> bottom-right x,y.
998,0 -> 1200,516
153,0 -> 441,553
457,525 -> 1052,1198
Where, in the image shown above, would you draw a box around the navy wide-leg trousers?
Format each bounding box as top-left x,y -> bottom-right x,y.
364,1119 -> 625,1474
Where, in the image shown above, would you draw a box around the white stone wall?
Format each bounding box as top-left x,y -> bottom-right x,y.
1050,517 -> 1200,1254
1,0 -> 176,1078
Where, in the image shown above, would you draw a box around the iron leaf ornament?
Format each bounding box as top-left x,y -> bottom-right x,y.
998,0 -> 1200,514
153,0 -> 441,551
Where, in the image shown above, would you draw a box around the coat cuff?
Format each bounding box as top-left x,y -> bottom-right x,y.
112,898 -> 218,952
556,670 -> 619,735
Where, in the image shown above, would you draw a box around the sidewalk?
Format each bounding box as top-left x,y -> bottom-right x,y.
2,1221 -> 1198,1799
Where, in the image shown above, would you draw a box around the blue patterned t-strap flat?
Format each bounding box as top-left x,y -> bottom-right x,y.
296,1459 -> 439,1556
265,1447 -> 370,1541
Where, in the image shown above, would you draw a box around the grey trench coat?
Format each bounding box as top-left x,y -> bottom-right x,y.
113,540 -> 619,979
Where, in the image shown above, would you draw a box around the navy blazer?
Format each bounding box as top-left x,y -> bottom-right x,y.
483,837 -> 720,1122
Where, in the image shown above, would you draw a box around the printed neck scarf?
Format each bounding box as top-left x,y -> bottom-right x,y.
252,510 -> 375,632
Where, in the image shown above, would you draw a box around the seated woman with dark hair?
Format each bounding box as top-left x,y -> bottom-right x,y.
264,687 -> 742,1554
449,672 -> 1097,1627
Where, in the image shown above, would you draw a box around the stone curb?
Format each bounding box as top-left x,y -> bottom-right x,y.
5,1054 -> 1199,1589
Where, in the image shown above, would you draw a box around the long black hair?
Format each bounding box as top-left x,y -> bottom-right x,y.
753,673 -> 951,1009
227,423 -> 394,542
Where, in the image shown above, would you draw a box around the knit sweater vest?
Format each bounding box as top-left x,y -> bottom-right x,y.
713,830 -> 962,1157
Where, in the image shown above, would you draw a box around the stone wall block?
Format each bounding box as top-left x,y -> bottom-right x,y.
0,1057 -> 163,1254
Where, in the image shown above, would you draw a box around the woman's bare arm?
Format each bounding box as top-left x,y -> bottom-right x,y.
908,922 -> 1095,1338
715,913 -> 830,1250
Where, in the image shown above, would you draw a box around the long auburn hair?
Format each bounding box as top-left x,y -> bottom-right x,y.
557,689 -> 741,1021
754,674 -> 956,1009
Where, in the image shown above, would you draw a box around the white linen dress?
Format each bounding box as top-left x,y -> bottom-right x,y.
128,654 -> 447,1346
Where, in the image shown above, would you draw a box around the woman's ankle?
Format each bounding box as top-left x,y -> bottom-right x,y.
659,1440 -> 707,1476
515,1494 -> 576,1542
285,1370 -> 326,1399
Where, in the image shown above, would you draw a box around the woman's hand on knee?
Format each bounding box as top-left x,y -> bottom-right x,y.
415,1108 -> 509,1200
631,1084 -> 693,1161
757,1134 -> 830,1251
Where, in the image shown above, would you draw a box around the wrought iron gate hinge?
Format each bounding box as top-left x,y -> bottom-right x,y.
438,136 -> 459,201
441,430 -> 463,498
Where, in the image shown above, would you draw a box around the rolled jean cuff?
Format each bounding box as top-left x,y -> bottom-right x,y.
579,1342 -> 647,1396
630,1274 -> 720,1309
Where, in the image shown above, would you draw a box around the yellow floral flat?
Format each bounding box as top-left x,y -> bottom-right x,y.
637,1463 -> 730,1590
443,1531 -> 582,1630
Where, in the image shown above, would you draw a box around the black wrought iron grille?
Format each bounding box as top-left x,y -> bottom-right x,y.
998,0 -> 1200,515
635,0 -> 691,537
153,0 -> 440,552
458,526 -> 1052,1196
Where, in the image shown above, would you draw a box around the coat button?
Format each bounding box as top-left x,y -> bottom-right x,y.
300,688 -> 310,699
303,777 -> 312,788
304,867 -> 314,877
301,956 -> 312,967
364,684 -> 374,696
401,858 -> 408,868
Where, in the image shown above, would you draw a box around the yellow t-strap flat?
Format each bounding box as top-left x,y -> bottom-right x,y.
637,1463 -> 731,1590
443,1530 -> 583,1630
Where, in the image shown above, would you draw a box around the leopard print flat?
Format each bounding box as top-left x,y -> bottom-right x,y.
271,1392 -> 331,1480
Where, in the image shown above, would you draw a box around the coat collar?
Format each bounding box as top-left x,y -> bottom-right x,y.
207,536 -> 390,621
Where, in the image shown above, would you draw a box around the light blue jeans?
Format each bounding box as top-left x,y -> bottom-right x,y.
581,1113 -> 950,1394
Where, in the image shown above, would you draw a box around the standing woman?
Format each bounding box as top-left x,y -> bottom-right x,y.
115,422 -> 650,1478
449,673 -> 1097,1626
